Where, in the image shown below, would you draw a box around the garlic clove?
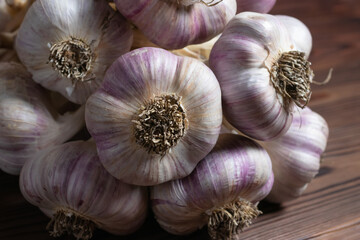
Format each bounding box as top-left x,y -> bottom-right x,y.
210,12 -> 314,141
15,0 -> 133,104
0,62 -> 84,175
114,0 -> 236,49
86,47 -> 223,186
236,0 -> 276,14
151,134 -> 273,238
19,140 -> 148,238
263,107 -> 329,203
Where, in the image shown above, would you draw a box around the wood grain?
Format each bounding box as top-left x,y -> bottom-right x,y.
1,0 -> 360,239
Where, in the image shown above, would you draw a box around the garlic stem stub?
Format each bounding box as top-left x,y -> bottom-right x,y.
114,0 -> 236,49
263,107 -> 329,203
19,140 -> 148,239
0,62 -> 84,175
236,0 -> 276,14
210,12 -> 314,141
151,134 -> 274,239
85,47 -> 223,186
15,0 -> 133,104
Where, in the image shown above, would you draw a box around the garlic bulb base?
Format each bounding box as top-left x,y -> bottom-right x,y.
48,37 -> 95,84
132,93 -> 187,155
207,199 -> 261,240
46,208 -> 95,240
270,51 -> 314,109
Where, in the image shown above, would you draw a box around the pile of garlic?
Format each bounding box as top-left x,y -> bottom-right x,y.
0,0 -> 330,239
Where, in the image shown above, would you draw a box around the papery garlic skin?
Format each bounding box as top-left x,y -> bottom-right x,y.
15,0 -> 133,104
86,47 -> 222,186
0,62 -> 84,175
172,35 -> 220,64
151,134 -> 273,236
114,0 -> 236,49
19,140 -> 148,237
236,0 -> 276,14
210,12 -> 313,141
263,107 -> 329,203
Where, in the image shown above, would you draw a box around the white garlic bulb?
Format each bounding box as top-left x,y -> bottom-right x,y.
151,134 -> 274,239
0,62 -> 84,175
263,107 -> 329,203
15,0 -> 133,104
210,12 -> 314,141
85,47 -> 223,186
20,140 -> 148,239
114,0 -> 236,49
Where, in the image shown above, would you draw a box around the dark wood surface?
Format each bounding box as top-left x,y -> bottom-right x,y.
1,0 -> 360,239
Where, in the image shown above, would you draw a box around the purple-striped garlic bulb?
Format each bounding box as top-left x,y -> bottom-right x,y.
85,47 -> 223,186
114,0 -> 236,50
236,0 -> 276,14
0,62 -> 84,175
20,140 -> 148,240
263,107 -> 329,203
210,12 -> 314,141
15,0 -> 133,104
151,134 -> 274,239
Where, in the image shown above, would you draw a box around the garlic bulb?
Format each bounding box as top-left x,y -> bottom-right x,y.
236,0 -> 276,14
263,107 -> 329,203
0,62 -> 84,175
114,0 -> 236,49
15,0 -> 133,104
85,47 -> 222,186
210,12 -> 314,141
20,140 -> 148,239
151,134 -> 274,239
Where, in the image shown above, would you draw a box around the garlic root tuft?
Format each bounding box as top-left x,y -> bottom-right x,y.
132,93 -> 187,155
48,37 -> 95,84
47,209 -> 95,240
270,51 -> 314,109
207,199 -> 261,240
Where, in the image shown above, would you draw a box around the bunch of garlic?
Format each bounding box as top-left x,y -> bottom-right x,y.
0,0 -> 332,239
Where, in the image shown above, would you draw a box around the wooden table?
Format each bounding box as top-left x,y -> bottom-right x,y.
1,0 -> 360,239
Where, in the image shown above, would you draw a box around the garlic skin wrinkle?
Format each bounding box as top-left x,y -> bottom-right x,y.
15,0 -> 133,104
114,0 -> 236,49
236,0 -> 276,14
20,140 -> 148,239
85,47 -> 223,186
0,62 -> 84,175
210,12 -> 314,141
152,134 -> 273,239
263,107 -> 329,203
